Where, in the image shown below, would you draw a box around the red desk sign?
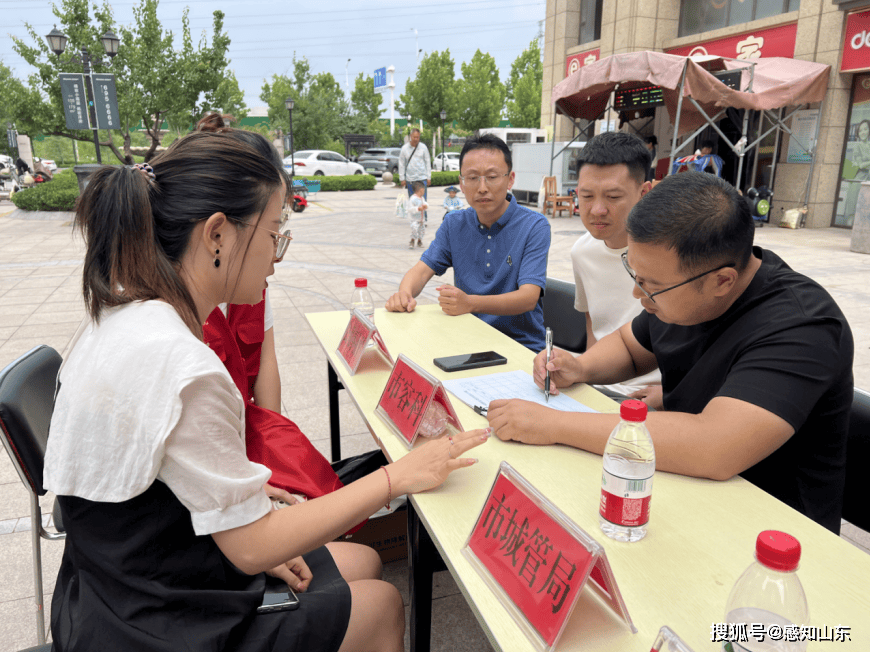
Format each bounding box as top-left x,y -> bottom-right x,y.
843,11 -> 870,73
336,309 -> 393,375
665,23 -> 796,60
565,48 -> 601,77
375,354 -> 463,449
463,462 -> 635,652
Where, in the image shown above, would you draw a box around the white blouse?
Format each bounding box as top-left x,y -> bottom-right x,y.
44,301 -> 272,536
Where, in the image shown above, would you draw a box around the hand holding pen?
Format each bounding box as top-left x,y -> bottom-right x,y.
544,328 -> 553,403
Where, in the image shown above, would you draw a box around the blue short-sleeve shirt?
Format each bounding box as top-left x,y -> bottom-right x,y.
420,195 -> 550,351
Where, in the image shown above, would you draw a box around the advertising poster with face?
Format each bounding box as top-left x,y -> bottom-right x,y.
837,74 -> 870,226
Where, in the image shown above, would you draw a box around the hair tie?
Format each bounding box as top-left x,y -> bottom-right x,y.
130,163 -> 156,182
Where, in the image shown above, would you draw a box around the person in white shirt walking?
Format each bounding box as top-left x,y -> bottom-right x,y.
399,128 -> 432,221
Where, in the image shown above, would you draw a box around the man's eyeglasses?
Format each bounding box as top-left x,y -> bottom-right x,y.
621,252 -> 735,303
459,173 -> 509,187
242,223 -> 293,259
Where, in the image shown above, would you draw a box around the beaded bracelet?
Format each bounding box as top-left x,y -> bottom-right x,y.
381,466 -> 392,512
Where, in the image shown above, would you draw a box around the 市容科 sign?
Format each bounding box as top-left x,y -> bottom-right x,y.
59,73 -> 90,130
91,74 -> 120,130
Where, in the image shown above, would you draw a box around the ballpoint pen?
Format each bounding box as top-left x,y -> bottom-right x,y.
473,405 -> 488,416
544,327 -> 553,403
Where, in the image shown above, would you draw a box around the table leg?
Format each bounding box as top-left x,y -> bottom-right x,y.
327,363 -> 343,462
408,502 -> 448,652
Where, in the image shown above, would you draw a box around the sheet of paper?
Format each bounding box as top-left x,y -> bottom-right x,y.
442,369 -> 598,413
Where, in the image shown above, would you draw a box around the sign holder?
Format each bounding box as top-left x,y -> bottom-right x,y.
335,309 -> 393,376
462,462 -> 635,652
651,626 -> 696,652
375,354 -> 463,449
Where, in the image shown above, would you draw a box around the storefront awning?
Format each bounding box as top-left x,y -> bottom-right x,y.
551,50 -> 830,136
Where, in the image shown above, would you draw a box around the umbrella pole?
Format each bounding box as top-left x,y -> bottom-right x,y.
802,100 -> 824,225
669,61 -> 689,177
550,105 -> 558,177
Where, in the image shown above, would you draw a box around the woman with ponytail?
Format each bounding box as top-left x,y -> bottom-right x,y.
44,131 -> 488,652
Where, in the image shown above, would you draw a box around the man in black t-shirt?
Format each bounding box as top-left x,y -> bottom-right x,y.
486,171 -> 853,533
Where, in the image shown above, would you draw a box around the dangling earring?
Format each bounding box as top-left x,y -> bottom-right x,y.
213,248 -> 220,268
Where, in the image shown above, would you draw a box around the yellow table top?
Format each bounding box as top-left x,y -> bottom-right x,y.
306,305 -> 870,651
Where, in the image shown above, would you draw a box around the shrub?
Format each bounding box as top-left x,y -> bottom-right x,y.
11,169 -> 80,211
430,171 -> 460,187
309,174 -> 377,191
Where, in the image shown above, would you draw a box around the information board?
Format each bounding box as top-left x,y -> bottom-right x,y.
91,74 -> 121,130
374,67 -> 388,93
59,73 -> 90,130
614,84 -> 664,111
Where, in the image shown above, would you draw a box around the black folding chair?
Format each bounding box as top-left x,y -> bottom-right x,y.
0,345 -> 66,646
542,276 -> 587,353
844,387 -> 870,533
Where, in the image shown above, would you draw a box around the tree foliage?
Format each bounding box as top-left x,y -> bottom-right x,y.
350,72 -> 383,125
10,0 -> 244,163
400,50 -> 457,127
505,39 -> 543,128
260,56 -> 351,152
455,50 -> 504,132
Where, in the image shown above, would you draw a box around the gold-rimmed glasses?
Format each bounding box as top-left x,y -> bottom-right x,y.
459,173 -> 510,187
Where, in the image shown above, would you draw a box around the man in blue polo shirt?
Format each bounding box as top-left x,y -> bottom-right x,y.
385,134 -> 550,351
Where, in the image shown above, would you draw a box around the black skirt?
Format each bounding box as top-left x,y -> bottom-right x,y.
51,481 -> 351,652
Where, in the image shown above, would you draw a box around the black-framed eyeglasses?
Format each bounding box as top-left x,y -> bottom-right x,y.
621,252 -> 735,303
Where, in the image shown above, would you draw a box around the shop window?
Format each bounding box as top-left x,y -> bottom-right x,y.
579,0 -> 603,45
679,0 -> 798,38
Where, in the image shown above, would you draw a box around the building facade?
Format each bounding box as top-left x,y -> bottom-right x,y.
541,0 -> 870,228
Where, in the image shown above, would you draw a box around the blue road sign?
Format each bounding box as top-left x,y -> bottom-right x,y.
374,67 -> 387,93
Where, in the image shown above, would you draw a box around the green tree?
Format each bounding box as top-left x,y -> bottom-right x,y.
505,39 -> 543,128
260,56 -> 350,152
455,50 -> 505,132
350,72 -> 383,124
401,50 -> 456,127
0,61 -> 37,158
11,0 -> 241,163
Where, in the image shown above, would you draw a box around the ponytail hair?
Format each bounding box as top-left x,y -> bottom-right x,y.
75,132 -> 284,336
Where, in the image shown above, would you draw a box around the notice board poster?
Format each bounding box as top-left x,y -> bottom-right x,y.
786,109 -> 818,164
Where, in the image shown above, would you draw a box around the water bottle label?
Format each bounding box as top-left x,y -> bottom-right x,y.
599,470 -> 652,527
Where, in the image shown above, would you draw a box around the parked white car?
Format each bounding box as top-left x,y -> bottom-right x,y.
432,152 -> 460,171
283,150 -> 365,176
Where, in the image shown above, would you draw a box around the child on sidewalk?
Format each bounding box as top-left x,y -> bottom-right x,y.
443,185 -> 464,214
408,180 -> 427,248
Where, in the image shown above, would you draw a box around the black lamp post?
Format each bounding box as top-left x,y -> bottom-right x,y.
439,109 -> 447,171
285,97 -> 295,180
46,25 -> 120,164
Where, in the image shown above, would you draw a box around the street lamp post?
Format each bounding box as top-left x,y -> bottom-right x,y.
439,109 -> 447,171
46,25 -> 120,165
285,97 -> 295,182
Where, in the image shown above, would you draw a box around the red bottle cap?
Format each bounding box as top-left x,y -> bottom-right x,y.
619,399 -> 648,422
354,278 -> 368,288
755,530 -> 801,572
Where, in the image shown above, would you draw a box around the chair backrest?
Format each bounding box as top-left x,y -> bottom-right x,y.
542,277 -> 587,354
543,176 -> 557,198
0,346 -> 63,497
844,387 -> 870,532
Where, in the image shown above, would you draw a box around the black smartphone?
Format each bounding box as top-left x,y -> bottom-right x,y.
257,587 -> 300,614
433,351 -> 507,372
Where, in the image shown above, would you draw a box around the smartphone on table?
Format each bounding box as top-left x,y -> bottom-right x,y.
257,585 -> 300,614
433,351 -> 507,372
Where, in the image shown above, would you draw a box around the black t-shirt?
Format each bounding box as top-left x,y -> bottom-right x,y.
631,247 -> 853,533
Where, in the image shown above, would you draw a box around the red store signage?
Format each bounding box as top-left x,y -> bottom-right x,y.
463,463 -> 635,651
666,23 -> 797,60
843,11 -> 870,73
565,48 -> 601,77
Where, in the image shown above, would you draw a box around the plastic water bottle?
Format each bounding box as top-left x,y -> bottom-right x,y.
598,399 -> 654,542
722,531 -> 808,652
350,278 -> 374,324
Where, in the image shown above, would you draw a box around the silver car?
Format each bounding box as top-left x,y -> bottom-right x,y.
357,148 -> 401,177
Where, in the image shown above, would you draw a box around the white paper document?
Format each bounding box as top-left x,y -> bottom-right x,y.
442,369 -> 598,413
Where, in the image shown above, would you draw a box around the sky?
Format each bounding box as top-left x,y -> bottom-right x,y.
1,0 -> 546,119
